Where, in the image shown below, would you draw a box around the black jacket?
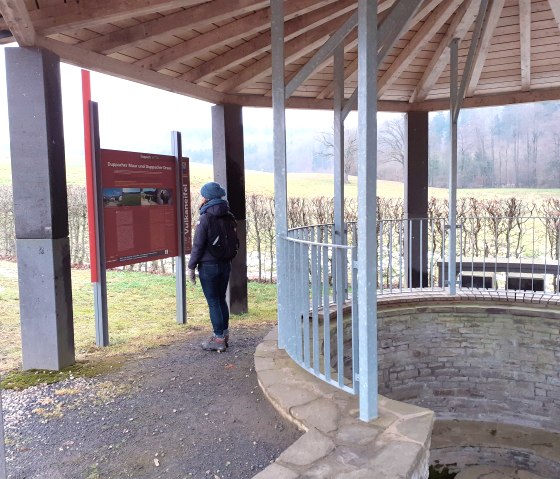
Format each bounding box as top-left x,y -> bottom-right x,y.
188,201 -> 231,269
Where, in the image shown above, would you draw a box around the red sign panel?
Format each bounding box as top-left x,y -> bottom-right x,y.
100,149 -> 188,269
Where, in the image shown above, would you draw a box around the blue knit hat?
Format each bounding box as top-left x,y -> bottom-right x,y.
200,181 -> 226,200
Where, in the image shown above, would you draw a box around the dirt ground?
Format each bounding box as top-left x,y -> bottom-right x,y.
2,323 -> 302,479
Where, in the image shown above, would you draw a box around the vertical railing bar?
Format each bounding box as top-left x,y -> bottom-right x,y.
399,219 -> 403,291
430,218 -> 435,290
389,221 -> 393,292
379,221 -> 384,294
303,230 -> 311,369
311,234 -> 320,373
544,220 -> 548,293
459,222 -> 464,290
408,219 -> 412,291
441,218 -> 446,289
420,219 -> 424,290
351,234 -> 359,392
483,218 -> 487,289
532,217 -> 535,291
336,245 -> 345,387
323,245 -> 331,381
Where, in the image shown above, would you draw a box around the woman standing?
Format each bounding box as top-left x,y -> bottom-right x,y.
188,182 -> 235,352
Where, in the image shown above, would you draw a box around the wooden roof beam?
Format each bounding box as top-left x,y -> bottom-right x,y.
216,14 -> 352,93
378,0 -> 463,97
79,0 -> 269,55
0,0 -> 35,46
179,0 -> 356,83
35,35 -> 225,104
411,0 -> 478,103
550,0 -> 560,29
466,0 -> 506,97
17,0 -> 204,36
136,0 -> 339,71
520,0 -> 531,91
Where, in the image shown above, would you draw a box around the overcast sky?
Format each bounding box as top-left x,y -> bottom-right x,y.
0,44 -> 360,166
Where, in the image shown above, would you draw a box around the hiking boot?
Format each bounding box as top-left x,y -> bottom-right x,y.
201,335 -> 227,352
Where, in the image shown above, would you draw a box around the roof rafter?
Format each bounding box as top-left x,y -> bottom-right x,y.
216,13 -> 352,93
35,35 -> 225,104
135,0 -> 338,71
412,0 -> 478,103
519,0 -> 531,91
79,0 -> 269,55
378,0 -> 463,97
179,0 -> 355,83
0,0 -> 35,46
466,0 -> 506,97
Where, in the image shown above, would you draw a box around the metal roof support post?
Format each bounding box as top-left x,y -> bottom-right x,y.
333,42 -> 346,386
0,392 -> 5,479
449,38 -> 459,295
357,0 -> 378,422
271,0 -> 289,350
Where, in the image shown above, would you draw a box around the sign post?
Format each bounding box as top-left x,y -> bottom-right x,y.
90,101 -> 109,346
173,131 -> 187,324
85,102 -> 192,343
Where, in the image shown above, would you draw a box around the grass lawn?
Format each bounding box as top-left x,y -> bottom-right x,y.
0,260 -> 278,387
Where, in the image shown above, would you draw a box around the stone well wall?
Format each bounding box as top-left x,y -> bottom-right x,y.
376,300 -> 560,432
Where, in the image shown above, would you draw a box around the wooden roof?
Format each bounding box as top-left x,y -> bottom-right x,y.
1,0 -> 560,111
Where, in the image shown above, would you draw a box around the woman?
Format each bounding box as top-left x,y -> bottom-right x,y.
188,182 -> 233,352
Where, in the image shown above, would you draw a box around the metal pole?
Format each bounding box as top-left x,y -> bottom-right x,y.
91,101 -> 110,345
357,0 -> 378,421
449,38 -> 459,295
0,391 -> 6,479
173,131 -> 187,324
271,0 -> 289,349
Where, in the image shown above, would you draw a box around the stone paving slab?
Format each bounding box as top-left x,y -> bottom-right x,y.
253,329 -> 434,479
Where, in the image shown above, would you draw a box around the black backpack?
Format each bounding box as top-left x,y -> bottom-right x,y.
206,212 -> 239,260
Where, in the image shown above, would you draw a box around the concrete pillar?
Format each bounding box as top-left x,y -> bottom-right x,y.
405,111 -> 429,288
5,47 -> 75,370
211,104 -> 248,314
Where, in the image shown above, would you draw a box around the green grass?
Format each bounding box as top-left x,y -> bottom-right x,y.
0,260 -> 278,386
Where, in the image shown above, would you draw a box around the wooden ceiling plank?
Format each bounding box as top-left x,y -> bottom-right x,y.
135,0 -> 340,71
0,0 -> 35,45
179,0 -> 355,83
466,0 -> 506,96
34,34 -> 225,104
378,0 -> 464,97
28,0 -> 204,36
216,14 -> 351,93
520,0 -> 531,90
79,0 -> 269,55
134,9 -> 270,70
285,11 -> 358,98
412,0 -> 478,102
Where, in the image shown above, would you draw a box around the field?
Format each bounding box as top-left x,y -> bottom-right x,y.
0,160 -> 558,200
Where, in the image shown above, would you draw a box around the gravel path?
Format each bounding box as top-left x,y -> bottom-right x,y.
2,323 -> 301,479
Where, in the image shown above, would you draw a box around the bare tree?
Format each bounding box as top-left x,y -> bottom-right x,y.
316,128 -> 358,183
378,115 -> 406,166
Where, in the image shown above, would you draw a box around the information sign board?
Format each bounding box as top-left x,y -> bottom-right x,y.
100,149 -> 190,268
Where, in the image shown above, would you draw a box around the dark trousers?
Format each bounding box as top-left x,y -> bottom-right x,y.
198,261 -> 231,337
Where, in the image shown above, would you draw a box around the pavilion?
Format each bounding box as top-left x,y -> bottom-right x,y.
1,0 -> 560,476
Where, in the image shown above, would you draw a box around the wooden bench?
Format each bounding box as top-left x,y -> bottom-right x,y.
437,258 -> 559,292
